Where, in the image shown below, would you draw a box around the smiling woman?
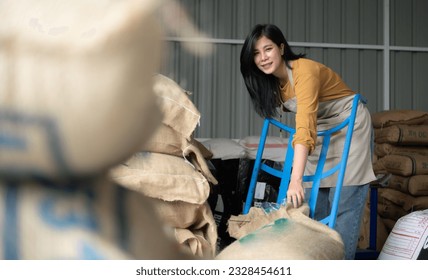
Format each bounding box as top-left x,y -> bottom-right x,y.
253,36 -> 285,82
239,23 -> 376,260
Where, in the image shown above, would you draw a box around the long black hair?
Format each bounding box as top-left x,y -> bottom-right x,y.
240,24 -> 305,118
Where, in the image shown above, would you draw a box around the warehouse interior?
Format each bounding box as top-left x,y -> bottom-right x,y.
1,0 -> 428,263
158,0 -> 428,260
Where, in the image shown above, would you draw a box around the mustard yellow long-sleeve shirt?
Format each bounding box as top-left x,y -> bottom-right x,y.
280,58 -> 355,153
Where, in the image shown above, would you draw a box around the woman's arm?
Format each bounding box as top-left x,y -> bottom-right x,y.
287,143 -> 308,208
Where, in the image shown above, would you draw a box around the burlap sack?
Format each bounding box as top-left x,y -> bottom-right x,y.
0,0 -> 163,179
216,204 -> 344,260
377,200 -> 410,220
383,174 -> 410,193
0,176 -> 193,260
358,202 -> 389,251
142,124 -> 217,185
408,175 -> 428,196
386,175 -> 428,196
378,187 -> 428,212
411,196 -> 428,211
381,218 -> 397,232
371,110 -> 428,128
375,125 -> 428,145
378,188 -> 411,209
375,143 -> 428,157
110,152 -> 210,205
144,124 -> 212,159
149,199 -> 217,258
373,154 -> 428,176
152,74 -> 201,140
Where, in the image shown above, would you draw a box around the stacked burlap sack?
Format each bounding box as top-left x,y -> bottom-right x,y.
216,203 -> 344,259
0,0 -> 194,259
110,74 -> 219,259
359,110 -> 428,251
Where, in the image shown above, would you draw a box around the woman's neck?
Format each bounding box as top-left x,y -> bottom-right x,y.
277,62 -> 289,88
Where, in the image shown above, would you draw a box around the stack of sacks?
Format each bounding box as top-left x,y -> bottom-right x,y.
357,191 -> 390,252
216,203 -> 344,260
369,110 -> 428,240
111,74 -> 219,259
0,0 -> 193,259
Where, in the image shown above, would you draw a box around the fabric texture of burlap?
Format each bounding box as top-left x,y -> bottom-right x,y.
0,0 -> 163,179
111,74 -> 218,258
374,143 -> 428,157
358,202 -> 389,251
110,152 -> 210,205
0,0 -> 216,261
374,125 -> 428,146
371,110 -> 428,128
143,124 -> 217,185
150,199 -> 217,258
0,176 -> 193,260
378,188 -> 428,212
384,174 -> 428,196
152,73 -> 201,140
216,203 -> 344,260
373,154 -> 428,176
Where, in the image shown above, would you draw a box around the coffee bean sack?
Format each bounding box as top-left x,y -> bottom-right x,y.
375,143 -> 428,157
374,154 -> 428,177
142,123 -> 217,185
150,199 -> 218,259
358,202 -> 389,251
374,125 -> 428,146
371,110 -> 428,128
110,152 -> 218,258
378,188 -> 428,212
0,177 -> 193,260
377,199 -> 411,220
0,0 -> 201,260
216,204 -> 344,260
384,174 -> 428,196
0,0 -> 163,179
152,74 -> 201,140
112,72 -> 219,258
110,152 -> 210,205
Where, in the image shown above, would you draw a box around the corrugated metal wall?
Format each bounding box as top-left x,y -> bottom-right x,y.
159,0 -> 428,139
390,0 -> 428,110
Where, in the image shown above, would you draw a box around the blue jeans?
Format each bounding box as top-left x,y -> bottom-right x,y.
305,184 -> 369,260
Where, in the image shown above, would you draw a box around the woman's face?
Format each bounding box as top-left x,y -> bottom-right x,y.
253,35 -> 284,77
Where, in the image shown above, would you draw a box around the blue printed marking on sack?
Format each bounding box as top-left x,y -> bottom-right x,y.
0,134 -> 26,150
0,109 -> 71,176
39,187 -> 98,230
3,184 -> 19,259
38,185 -> 105,259
80,241 -> 105,260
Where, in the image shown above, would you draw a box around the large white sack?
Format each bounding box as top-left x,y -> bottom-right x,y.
378,209 -> 428,260
0,0 -> 163,179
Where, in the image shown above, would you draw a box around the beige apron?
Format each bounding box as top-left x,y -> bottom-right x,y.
283,68 -> 376,188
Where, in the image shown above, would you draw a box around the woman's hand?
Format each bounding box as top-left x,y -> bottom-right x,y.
287,178 -> 305,208
286,143 -> 308,208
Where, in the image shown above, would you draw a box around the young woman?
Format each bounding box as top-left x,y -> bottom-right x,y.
240,23 -> 376,260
